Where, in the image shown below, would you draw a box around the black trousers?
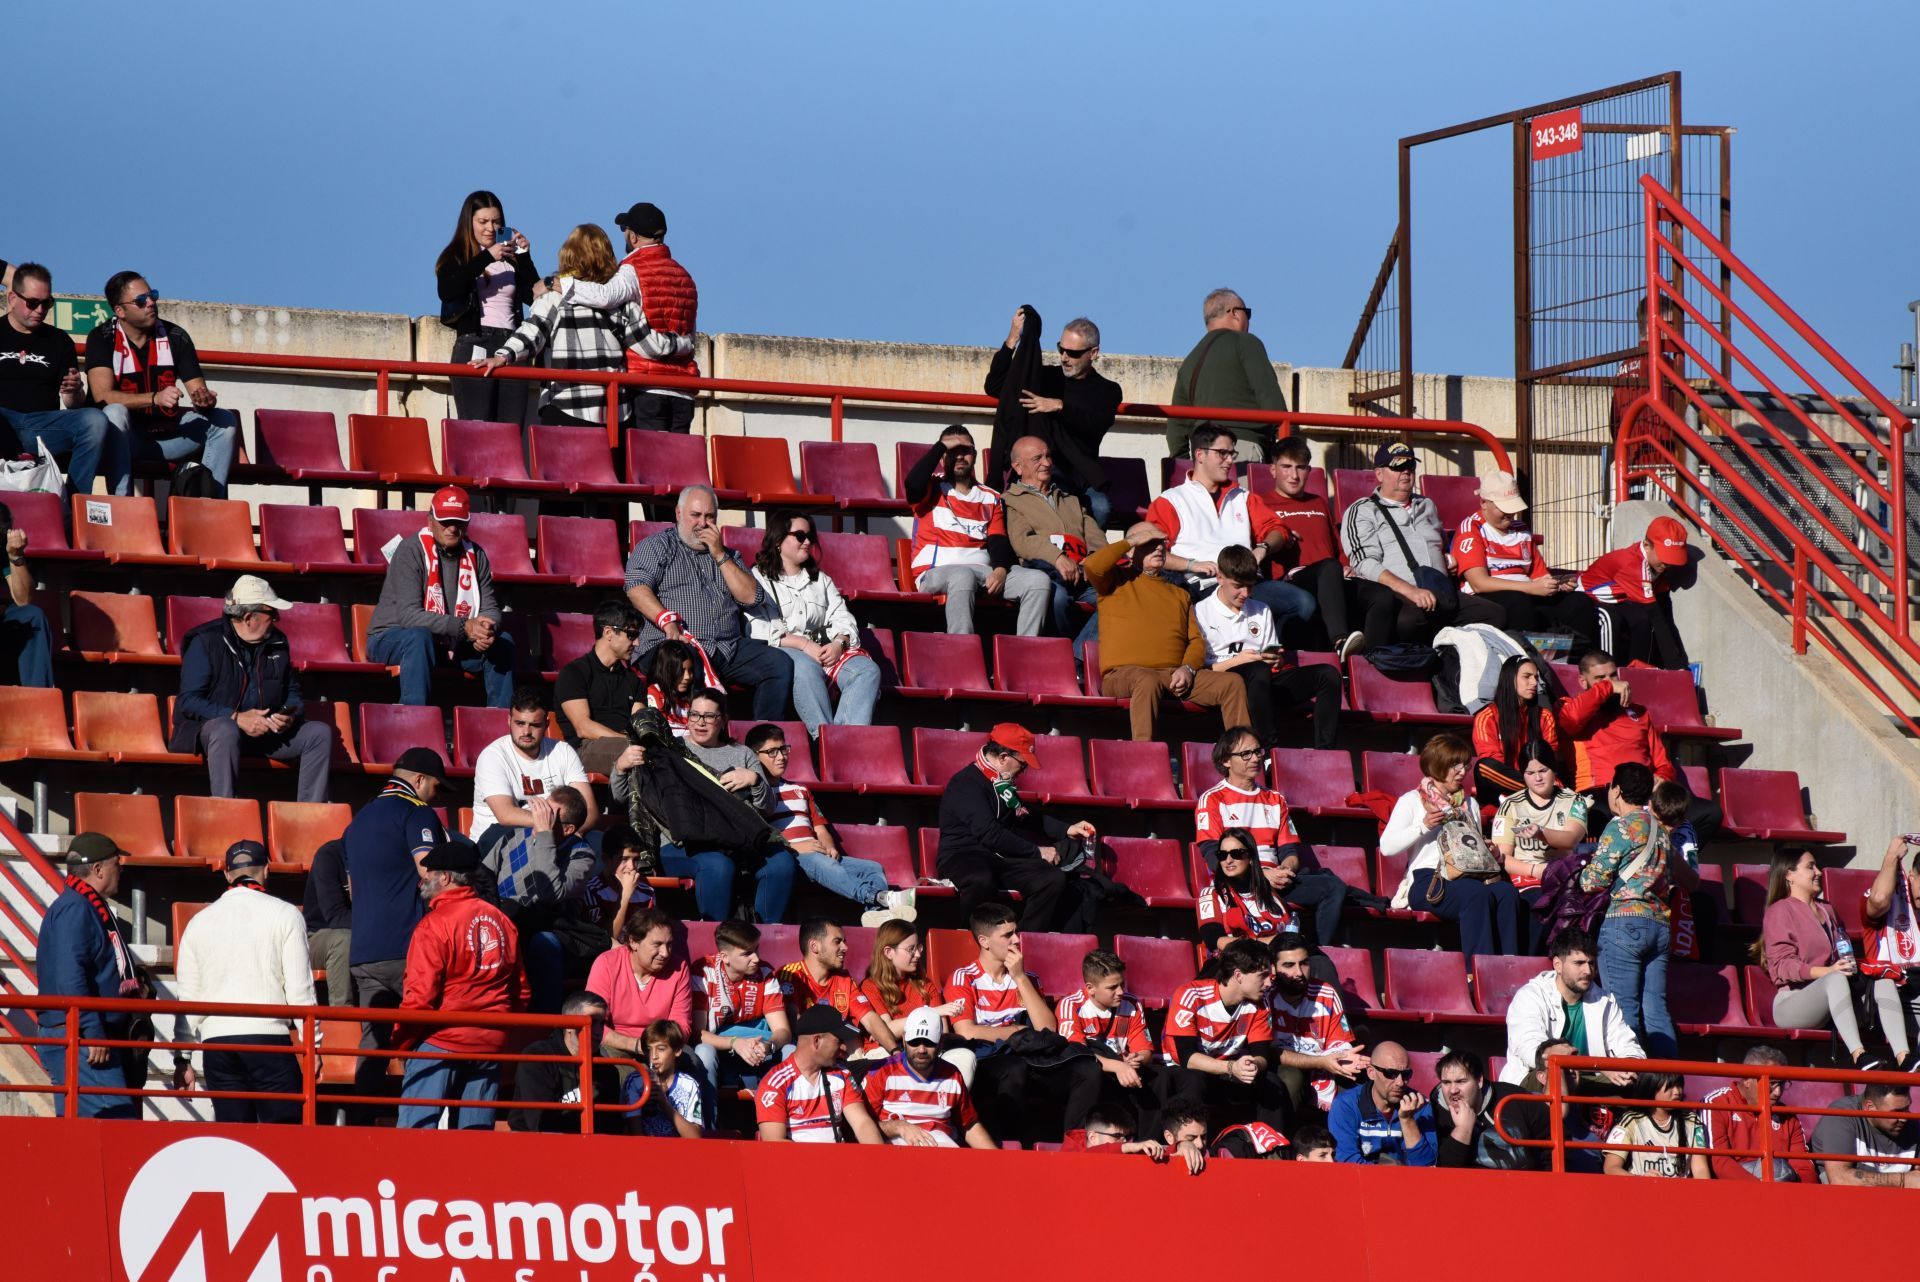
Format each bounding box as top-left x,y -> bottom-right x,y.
974,1049 -> 1104,1143
450,331 -> 529,425
1163,1061 -> 1292,1134
1352,580 -> 1505,649
1234,662 -> 1342,750
1475,589 -> 1601,657
631,393 -> 695,434
1291,558 -> 1353,644
936,848 -> 1085,933
1092,1060 -> 1179,1138
1595,597 -> 1690,670
1288,868 -> 1352,948
203,1033 -> 303,1124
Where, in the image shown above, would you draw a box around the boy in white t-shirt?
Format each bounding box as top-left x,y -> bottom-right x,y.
1195,545 -> 1342,750
471,688 -> 595,851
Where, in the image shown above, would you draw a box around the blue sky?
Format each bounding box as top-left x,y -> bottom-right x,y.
11,1 -> 1917,388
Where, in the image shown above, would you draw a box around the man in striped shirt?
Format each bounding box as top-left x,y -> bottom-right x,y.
1161,937 -> 1291,1133
863,1007 -> 995,1148
903,426 -> 1051,636
754,1006 -> 884,1144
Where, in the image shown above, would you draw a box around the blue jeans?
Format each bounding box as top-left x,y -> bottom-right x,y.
1024,558 -> 1102,650
1598,915 -> 1675,1058
1250,579 -> 1317,643
0,406 -> 120,496
784,648 -> 880,736
797,850 -> 888,908
1081,486 -> 1113,530
37,1035 -> 143,1118
367,625 -> 516,707
1408,869 -> 1527,958
714,636 -> 794,722
106,405 -> 239,495
659,841 -> 798,922
0,602 -> 52,687
398,1040 -> 500,1129
523,930 -> 564,1014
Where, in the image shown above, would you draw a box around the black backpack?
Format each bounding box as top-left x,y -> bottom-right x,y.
171,461 -> 220,499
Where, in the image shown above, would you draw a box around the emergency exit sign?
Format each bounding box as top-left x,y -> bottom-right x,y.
51,296 -> 111,336
1530,108 -> 1583,160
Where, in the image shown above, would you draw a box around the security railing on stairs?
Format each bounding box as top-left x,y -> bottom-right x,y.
0,810 -> 63,1034
1617,175 -> 1919,734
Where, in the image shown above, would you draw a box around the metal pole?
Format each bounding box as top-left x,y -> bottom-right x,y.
1548,1058 -> 1566,1174
1397,140 -> 1414,420
606,382 -> 619,449
376,366 -> 390,416
831,395 -> 844,445
302,1014 -> 317,1126
578,1019 -> 596,1136
1792,547 -> 1809,654
1758,1071 -> 1776,1182
64,1010 -> 78,1119
1512,119 -> 1535,487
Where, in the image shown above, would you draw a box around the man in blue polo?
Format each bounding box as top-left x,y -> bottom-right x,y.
1328,1040 -> 1437,1165
344,748 -> 450,1017
37,832 -> 147,1117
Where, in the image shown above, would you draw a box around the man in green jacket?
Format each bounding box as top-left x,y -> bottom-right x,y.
1167,288 -> 1287,461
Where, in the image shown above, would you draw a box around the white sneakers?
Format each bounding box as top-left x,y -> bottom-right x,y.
1337,630 -> 1367,663
861,889 -> 918,927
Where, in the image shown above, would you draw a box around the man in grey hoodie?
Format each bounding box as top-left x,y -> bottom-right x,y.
366,485 -> 514,706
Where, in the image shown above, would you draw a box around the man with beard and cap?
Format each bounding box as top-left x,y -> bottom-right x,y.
985,307 -> 1122,527
36,832 -> 146,1116
901,424 -> 1050,636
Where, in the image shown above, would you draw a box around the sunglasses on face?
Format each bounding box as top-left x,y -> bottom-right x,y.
1386,461 -> 1417,474
121,291 -> 160,308
245,608 -> 279,621
1057,343 -> 1094,358
785,530 -> 815,544
1218,847 -> 1250,862
14,295 -> 51,313
620,627 -> 641,639
1375,1066 -> 1411,1080
1229,306 -> 1253,320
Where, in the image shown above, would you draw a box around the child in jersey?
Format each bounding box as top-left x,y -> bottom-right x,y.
623,1018 -> 704,1138
1603,1071 -> 1709,1177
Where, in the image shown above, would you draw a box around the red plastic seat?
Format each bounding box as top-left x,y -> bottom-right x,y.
68,592 -> 167,664
73,691 -> 198,764
624,430 -> 743,501
268,801 -> 352,870
1719,768 -> 1844,843
302,700 -> 359,767
818,725 -> 918,794
858,628 -> 901,690
1312,845 -> 1372,893
628,520 -> 671,551
1420,474 -> 1482,531
167,497 -> 276,570
800,441 -> 907,513
452,706 -> 513,770
0,688 -> 106,762
911,830 -> 955,896
1349,656 -> 1466,725
756,924 -> 802,970
536,516 -> 623,587
7,491 -> 94,561
1372,849 -> 1440,923
1270,748 -> 1366,817
1180,741 -> 1223,800
1016,932 -> 1097,1001
1824,868 -> 1876,941
442,419 -> 536,487
990,635 -> 1125,708
163,596 -> 228,655
1633,666 -> 1739,741
1383,947 -> 1486,1019
1740,965 -> 1823,1039
351,507 -> 427,566
174,795 -> 264,865
255,409 -> 369,484
538,612 -> 595,677
1027,735 -> 1102,803
1104,838 -> 1193,908
898,632 -> 1019,702
468,512 -> 565,586
1099,457 -> 1151,528
833,825 -> 916,888
1112,935 -> 1202,1010
358,704 -> 448,771
1087,740 -> 1183,810
1319,945 -> 1383,1011
740,720 -> 815,784
910,728 -> 987,788
813,531 -> 928,604
712,436 -> 829,506
1361,750 -> 1424,799
1667,962 -> 1752,1034
71,495 -> 194,566
721,526 -> 764,563
348,414 -> 443,484
1730,862 -> 1771,926
258,504 -> 372,574
1681,763 -> 1713,804
530,425 -> 646,497
74,792 -> 171,864
1470,954 -> 1546,1016
282,602 -> 384,674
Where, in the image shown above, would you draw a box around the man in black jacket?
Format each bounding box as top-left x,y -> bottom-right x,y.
934,723 -> 1096,931
169,575 -> 330,802
509,990 -> 619,1134
303,838 -> 353,1008
985,307 -> 1122,527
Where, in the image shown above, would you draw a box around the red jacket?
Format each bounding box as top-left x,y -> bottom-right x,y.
401,884 -> 529,1053
1700,1085 -> 1816,1184
621,244 -> 698,380
1555,676 -> 1675,792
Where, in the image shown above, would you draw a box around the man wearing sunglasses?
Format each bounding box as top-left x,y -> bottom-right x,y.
1168,288 -> 1287,461
0,262 -> 120,497
986,308 -> 1121,528
1328,1040 -> 1437,1165
85,271 -> 238,498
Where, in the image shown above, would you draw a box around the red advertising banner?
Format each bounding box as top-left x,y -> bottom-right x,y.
1530,107 -> 1584,160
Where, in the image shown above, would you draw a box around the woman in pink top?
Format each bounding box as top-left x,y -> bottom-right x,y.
1758,847 -> 1913,1071
586,906 -> 693,1056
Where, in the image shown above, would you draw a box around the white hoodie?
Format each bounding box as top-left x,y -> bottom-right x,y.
1499,969 -> 1644,1086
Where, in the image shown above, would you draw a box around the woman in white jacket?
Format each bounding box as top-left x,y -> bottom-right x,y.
748,510 -> 881,736
1383,732 -> 1527,958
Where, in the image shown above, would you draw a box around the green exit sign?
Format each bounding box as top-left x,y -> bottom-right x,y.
51,296 -> 111,335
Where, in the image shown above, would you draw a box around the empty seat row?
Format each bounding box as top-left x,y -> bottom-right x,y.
84,793 -> 353,871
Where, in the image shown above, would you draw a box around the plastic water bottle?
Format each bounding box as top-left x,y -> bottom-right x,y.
1835,934 -> 1854,969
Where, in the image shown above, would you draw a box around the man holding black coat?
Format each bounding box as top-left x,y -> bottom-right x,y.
985,306 -> 1122,527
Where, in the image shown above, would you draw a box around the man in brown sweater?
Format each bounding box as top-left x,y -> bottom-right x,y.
1002,434 -> 1108,652
1086,521 -> 1250,741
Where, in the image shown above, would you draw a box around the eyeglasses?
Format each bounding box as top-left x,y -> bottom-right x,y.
121,291 -> 160,308
785,530 -> 815,544
1226,747 -> 1264,760
14,295 -> 51,313
1229,306 -> 1253,320
1374,1066 -> 1411,1080
687,711 -> 722,723
1386,461 -> 1418,474
1084,1128 -> 1128,1141
1194,446 -> 1237,459
244,608 -> 279,621
757,745 -> 791,757
1057,343 -> 1094,358
620,627 -> 641,639
1217,847 -> 1250,862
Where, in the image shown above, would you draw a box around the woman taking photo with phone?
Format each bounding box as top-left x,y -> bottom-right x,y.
435,190 -> 539,423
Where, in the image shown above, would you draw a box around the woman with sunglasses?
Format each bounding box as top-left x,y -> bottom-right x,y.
434,190 -> 539,424
1197,828 -> 1297,953
748,509 -> 880,736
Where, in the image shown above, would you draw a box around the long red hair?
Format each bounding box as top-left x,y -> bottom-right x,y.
863,920 -> 937,1016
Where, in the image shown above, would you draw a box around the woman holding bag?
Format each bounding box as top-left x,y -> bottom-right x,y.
1578,762 -> 1677,1057
1385,732 -> 1527,957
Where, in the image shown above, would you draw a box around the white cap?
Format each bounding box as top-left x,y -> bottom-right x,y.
1476,470 -> 1527,515
902,1007 -> 944,1045
227,574 -> 292,613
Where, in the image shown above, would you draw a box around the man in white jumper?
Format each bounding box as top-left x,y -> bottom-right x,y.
172,840 -> 317,1124
1499,927 -> 1644,1088
471,685 -> 595,855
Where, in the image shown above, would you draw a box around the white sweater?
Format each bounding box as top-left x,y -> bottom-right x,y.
1383,786 -> 1484,909
174,885 -> 318,1043
1499,970 -> 1645,1085
747,567 -> 860,646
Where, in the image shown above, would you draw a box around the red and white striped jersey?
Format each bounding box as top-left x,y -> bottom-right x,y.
911,481 -> 1006,575
1453,513 -> 1545,592
1268,980 -> 1357,1109
948,961 -> 1029,1031
862,1053 -> 978,1141
1161,979 -> 1272,1065
1196,883 -> 1296,941
754,1059 -> 862,1142
766,780 -> 826,845
1055,988 -> 1151,1056
1193,780 -> 1300,868
690,954 -> 782,1035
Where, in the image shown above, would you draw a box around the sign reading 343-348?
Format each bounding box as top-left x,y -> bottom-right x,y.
1530,108 -> 1583,161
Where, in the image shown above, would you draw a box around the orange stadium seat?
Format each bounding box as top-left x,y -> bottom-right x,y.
712,436 -> 830,506
72,691 -> 198,764
174,795 -> 264,865
348,414 -> 445,484
166,497 -> 278,571
67,591 -> 167,664
267,801 -> 352,871
71,495 -> 195,566
800,441 -> 907,514
0,687 -> 108,762
74,792 -> 171,865
171,901 -> 214,949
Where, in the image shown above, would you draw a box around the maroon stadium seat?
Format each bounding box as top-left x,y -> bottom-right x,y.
628,520 -> 671,549
1372,849 -> 1439,923
991,635 -> 1126,708
911,728 -> 986,788
1741,965 -> 1823,1039
164,597 -> 226,655
1349,656 -> 1467,725
1361,750 -> 1424,799
1330,468 -> 1376,528
1113,935 -> 1201,1009
1103,838 -> 1194,908
1730,862 -> 1771,926
358,704 -> 448,770
834,825 -> 916,888
1632,665 -> 1739,741
842,926 -> 879,980
678,920 -> 720,963
744,720 -> 815,783
1681,763 -> 1713,804
757,924 -> 802,969
1087,740 -> 1184,810
1027,735 -> 1100,804
281,602 -> 385,674
1667,962 -> 1752,1035
255,409 -> 369,484
898,632 -> 1018,702
1180,741 -> 1222,799
1420,473 -> 1481,531
1470,954 -> 1545,1016
259,504 -> 374,574
1311,845 -> 1372,894
721,526 -> 765,564
815,531 -> 929,604
1719,768 -> 1845,843
1100,457 -> 1151,527
7,491 -> 92,561
538,613 -> 594,677
1163,457 -> 1281,495
859,628 -> 900,690
530,425 -> 647,497
442,419 -> 539,488
469,513 -> 567,586
912,830 -> 959,898
625,431 -> 741,501
1318,945 -> 1383,1012
801,441 -> 907,514
351,507 -> 425,566
1823,868 -> 1876,941
1382,947 -> 1485,1019
1406,1051 -> 1444,1098
818,725 -> 921,795
536,516 -> 624,587
451,706 -> 512,771
1016,932 -> 1097,1001
1270,748 -> 1366,817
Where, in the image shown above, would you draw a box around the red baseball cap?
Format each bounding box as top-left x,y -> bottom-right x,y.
431,486 -> 471,523
1645,515 -> 1689,566
988,723 -> 1040,769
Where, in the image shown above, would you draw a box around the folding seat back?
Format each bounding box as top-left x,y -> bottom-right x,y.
800,441 -> 893,503
1103,838 -> 1191,905
280,603 -> 355,667
72,691 -> 171,756
1027,735 -> 1089,798
7,491 -> 74,554
1470,954 -> 1546,1016
165,596 -> 227,654
1361,750 -> 1425,799
911,728 -> 986,786
348,414 -> 436,477
259,504 -> 352,567
625,430 -> 713,491
1667,962 -> 1747,1029
467,513 -> 537,577
1271,748 -> 1360,814
1087,740 -> 1179,804
713,436 -> 806,499
819,725 -> 910,788
814,531 -> 898,597
167,497 -> 260,564
538,613 -> 595,673
1383,947 -> 1474,1014
901,632 -> 991,695
443,419 -> 530,482
991,635 -> 1079,698
833,825 -> 915,888
1111,935 -> 1201,1008
351,507 -> 426,565
452,706 -> 513,769
1420,473 -> 1481,531
1098,456 -> 1149,527
536,516 -> 622,582
1017,932 -> 1098,1001
359,704 -> 448,768
69,591 -> 163,659
1319,945 -> 1381,1009
1181,741 -> 1223,798
255,409 -> 345,473
531,424 -> 620,487
75,792 -> 170,862
268,801 -> 353,869
174,795 -> 264,864
71,495 -> 166,557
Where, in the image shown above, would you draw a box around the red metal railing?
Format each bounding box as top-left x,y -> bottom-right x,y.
1494,1054 -> 1920,1179
0,993 -> 613,1130
170,348 -> 1513,471
0,811 -> 66,1038
1617,175 -> 1919,733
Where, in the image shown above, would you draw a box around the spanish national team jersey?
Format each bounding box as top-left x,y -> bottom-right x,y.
1196,883 -> 1296,941
778,961 -> 873,1026
1193,780 -> 1300,869
1161,979 -> 1272,1065
1452,513 -> 1545,593
754,1060 -> 862,1142
691,954 -> 782,1034
948,961 -> 1029,1031
1268,980 -> 1358,1108
1054,988 -> 1151,1056
862,1053 -> 977,1142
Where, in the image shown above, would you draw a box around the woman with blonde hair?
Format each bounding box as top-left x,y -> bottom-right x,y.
858,919 -> 972,1081
477,222 -> 691,429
